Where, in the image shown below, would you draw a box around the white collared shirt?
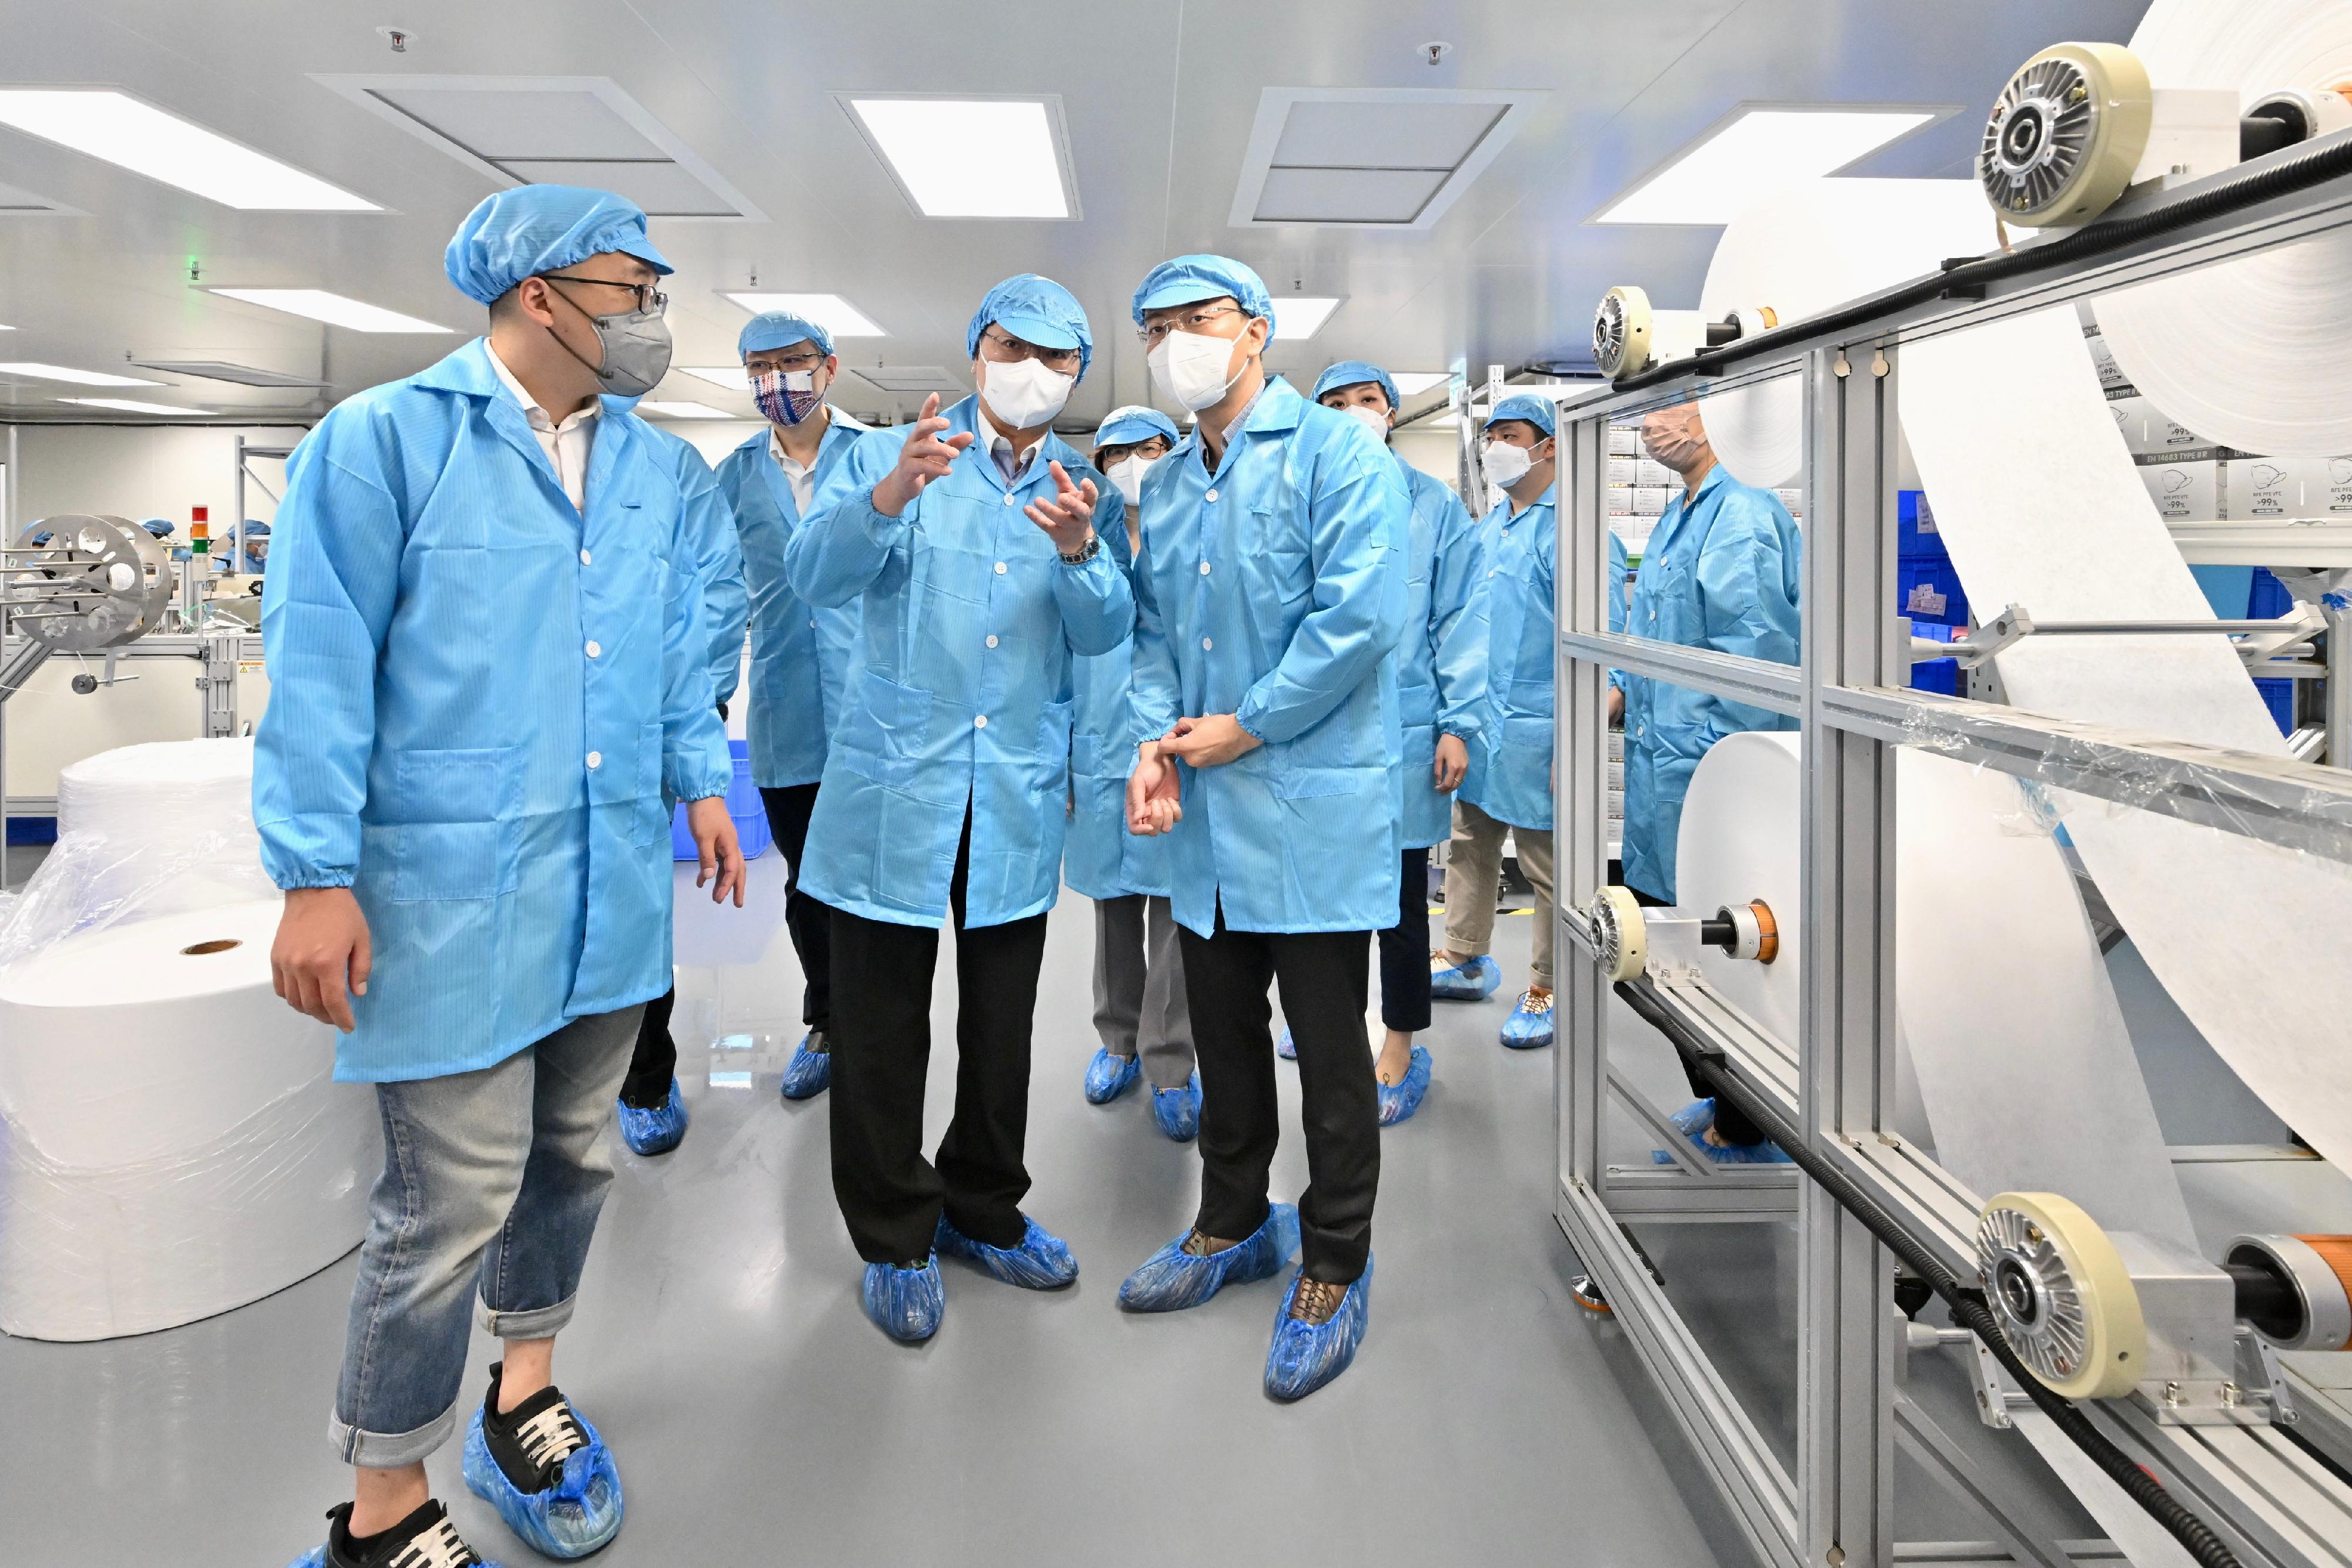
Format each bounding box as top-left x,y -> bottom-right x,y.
767,406 -> 864,514
978,407 -> 1045,483
486,343 -> 598,511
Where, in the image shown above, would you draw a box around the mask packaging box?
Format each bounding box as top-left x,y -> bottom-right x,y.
1774,486 -> 1803,521
1607,424 -> 1641,456
2107,393 -> 2151,452
2083,328 -> 2134,394
1633,486 -> 1669,517
1608,456 -> 1636,486
2225,457 -> 2313,520
2323,457 -> 2352,515
2137,455 -> 2219,520
2150,410 -> 2210,453
1636,457 -> 1675,487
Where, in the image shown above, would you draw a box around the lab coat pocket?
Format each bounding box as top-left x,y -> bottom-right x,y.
1501,714 -> 1555,755
632,720 -> 669,847
1035,699 -> 1074,791
1248,507 -> 1314,605
1274,765 -> 1372,801
1071,733 -> 1104,780
386,745 -> 518,901
837,675 -> 933,784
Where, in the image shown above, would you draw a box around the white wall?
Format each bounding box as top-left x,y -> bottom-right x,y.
659,419 -> 767,469
5,423 -> 313,543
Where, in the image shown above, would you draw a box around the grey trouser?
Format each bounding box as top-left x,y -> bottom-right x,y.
1092,893 -> 1195,1089
1441,797 -> 1558,988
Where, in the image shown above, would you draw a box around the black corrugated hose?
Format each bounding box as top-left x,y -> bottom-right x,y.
1613,977 -> 2246,1568
1613,126 -> 2352,394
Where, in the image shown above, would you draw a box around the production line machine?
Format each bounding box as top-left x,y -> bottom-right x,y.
1546,22 -> 2352,1568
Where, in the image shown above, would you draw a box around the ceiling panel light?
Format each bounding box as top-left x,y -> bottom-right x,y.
59,397 -> 211,416
1231,89 -> 1545,230
719,292 -> 886,337
677,365 -> 751,390
0,89 -> 377,210
1390,372 -> 1453,396
0,361 -> 165,387
209,289 -> 452,333
1591,104 -> 1948,226
636,400 -> 733,420
1271,297 -> 1343,340
129,359 -> 323,389
839,96 -> 1075,219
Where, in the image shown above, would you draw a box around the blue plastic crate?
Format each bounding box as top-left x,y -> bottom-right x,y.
672,739 -> 771,861
1897,558 -> 1969,627
1896,490 -> 1949,561
1907,622 -> 1960,695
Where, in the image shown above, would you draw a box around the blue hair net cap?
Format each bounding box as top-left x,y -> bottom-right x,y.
1487,393 -> 1558,437
739,311 -> 834,360
245,520 -> 270,536
1312,360 -> 1399,411
1092,405 -> 1181,451
1131,255 -> 1273,325
141,519 -> 175,538
967,274 -> 1093,380
444,185 -> 672,306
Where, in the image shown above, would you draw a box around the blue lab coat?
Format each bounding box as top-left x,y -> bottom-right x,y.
1620,464 -> 1802,901
784,396 -> 1134,928
716,414 -> 866,788
253,337 -> 733,1083
645,423 -> 748,710
1396,461 -> 1488,850
1130,378 -> 1410,937
1065,522 -> 1174,902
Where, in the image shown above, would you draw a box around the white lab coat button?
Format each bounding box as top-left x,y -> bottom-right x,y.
986,634 -> 1000,648
1204,488 -> 1218,502
809,619 -> 817,629
974,714 -> 988,728
994,561 -> 1008,574
1200,561 -> 1212,575
579,549 -> 592,566
585,640 -> 600,658
1202,637 -> 1214,650
1003,493 -> 1017,506
586,751 -> 603,769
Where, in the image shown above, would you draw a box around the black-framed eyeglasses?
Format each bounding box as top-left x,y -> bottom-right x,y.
977,328 -> 1083,372
1136,305 -> 1242,348
538,273 -> 669,316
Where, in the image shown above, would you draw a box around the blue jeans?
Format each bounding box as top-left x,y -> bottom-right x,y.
328,1005 -> 644,1469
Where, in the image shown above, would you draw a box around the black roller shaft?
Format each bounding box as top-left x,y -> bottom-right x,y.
2223,1257 -> 2305,1344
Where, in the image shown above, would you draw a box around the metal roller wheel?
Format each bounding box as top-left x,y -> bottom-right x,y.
1976,1191 -> 2146,1400
1979,42 -> 2154,228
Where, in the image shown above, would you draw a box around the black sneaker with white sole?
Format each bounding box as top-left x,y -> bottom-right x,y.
303,1498 -> 492,1568
477,1363 -> 593,1495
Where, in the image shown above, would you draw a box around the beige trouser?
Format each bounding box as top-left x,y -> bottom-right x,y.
1440,797 -> 1557,988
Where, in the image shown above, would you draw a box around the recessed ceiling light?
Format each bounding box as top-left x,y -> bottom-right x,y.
0,89 -> 378,211
0,361 -> 165,387
59,397 -> 210,416
208,288 -> 452,333
840,96 -> 1075,219
677,365 -> 750,391
1390,372 -> 1453,396
719,292 -> 886,337
1271,297 -> 1343,340
1591,104 -> 1946,225
637,400 -> 733,420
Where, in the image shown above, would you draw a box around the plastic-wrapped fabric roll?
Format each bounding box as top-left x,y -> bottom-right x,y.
0,738 -> 275,974
1675,734 -> 2197,1248
2092,0 -> 2352,457
1695,180 -> 1994,489
0,899 -> 376,1340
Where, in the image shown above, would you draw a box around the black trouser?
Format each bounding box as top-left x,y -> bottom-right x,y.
759,783 -> 831,1034
826,817 -> 1049,1264
1620,875 -> 1765,1148
1181,907 -> 1380,1285
619,987 -> 680,1108
1375,845 -> 1432,1035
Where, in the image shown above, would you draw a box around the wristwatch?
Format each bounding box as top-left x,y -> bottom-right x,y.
1058,533 -> 1101,566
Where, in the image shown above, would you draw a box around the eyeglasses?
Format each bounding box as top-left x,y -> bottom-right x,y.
747,350 -> 828,373
977,329 -> 1083,373
1137,305 -> 1243,349
538,274 -> 669,316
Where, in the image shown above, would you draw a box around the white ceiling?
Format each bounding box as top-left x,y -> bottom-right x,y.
0,0 -> 2150,430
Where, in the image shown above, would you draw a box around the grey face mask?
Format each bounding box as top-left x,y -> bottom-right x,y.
543,282 -> 674,398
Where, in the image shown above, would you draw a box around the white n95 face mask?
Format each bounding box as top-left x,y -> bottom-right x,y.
1341,405 -> 1390,442
1148,330 -> 1247,412
1108,455 -> 1159,507
979,356 -> 1074,430
1481,439 -> 1534,490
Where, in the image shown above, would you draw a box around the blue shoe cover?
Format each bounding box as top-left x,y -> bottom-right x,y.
614,1077 -> 688,1156
1651,1097 -> 1793,1165
1275,1026 -> 1297,1059
1377,1045 -> 1432,1127
1499,988 -> 1556,1049
1118,1202 -> 1300,1313
934,1213 -> 1078,1289
861,1256 -> 945,1342
461,1405 -> 624,1560
1429,952 -> 1501,1001
1083,1047 -> 1141,1104
1151,1072 -> 1202,1141
1265,1255 -> 1374,1402
779,1031 -> 831,1101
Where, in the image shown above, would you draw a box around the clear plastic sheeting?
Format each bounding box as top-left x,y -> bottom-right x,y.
0,738 -> 276,975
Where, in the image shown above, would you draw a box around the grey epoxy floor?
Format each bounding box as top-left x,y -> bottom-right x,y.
0,872 -> 1739,1567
